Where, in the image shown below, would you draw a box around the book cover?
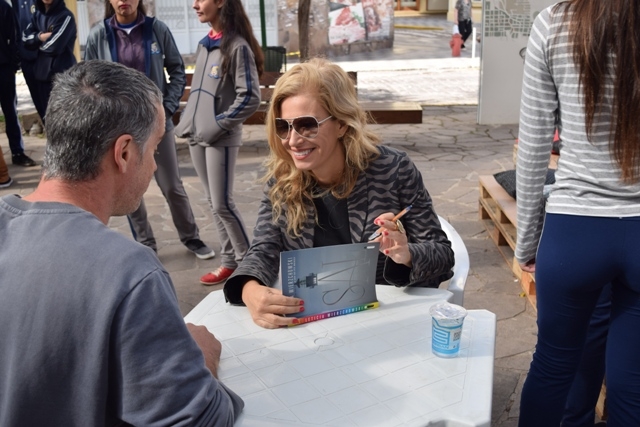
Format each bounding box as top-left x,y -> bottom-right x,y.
280,242 -> 380,325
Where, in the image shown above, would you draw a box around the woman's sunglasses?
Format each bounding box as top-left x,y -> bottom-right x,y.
274,115 -> 334,140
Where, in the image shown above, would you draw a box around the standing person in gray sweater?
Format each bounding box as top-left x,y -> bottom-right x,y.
0,60 -> 243,426
516,1 -> 640,426
85,0 -> 215,259
176,0 -> 263,286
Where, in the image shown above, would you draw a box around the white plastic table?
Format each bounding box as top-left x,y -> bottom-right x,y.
184,286 -> 496,427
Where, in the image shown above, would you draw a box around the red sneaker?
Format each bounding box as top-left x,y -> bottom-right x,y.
200,266 -> 235,286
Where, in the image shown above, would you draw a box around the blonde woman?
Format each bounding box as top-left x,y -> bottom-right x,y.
223,58 -> 454,329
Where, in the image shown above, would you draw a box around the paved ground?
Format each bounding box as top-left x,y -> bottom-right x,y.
2,14 -> 539,427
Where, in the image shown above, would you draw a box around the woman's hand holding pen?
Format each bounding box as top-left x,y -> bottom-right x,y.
242,280 -> 304,329
372,213 -> 412,267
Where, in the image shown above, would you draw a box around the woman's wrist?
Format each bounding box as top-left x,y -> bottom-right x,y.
241,280 -> 263,304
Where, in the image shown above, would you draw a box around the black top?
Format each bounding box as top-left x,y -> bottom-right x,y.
313,190 -> 394,284
312,190 -> 350,247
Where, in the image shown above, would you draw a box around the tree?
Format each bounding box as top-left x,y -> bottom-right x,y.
298,0 -> 311,61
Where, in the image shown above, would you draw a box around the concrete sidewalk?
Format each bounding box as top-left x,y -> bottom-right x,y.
1,15 -> 534,427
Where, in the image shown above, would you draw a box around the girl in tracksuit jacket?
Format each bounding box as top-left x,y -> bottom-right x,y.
22,0 -> 76,123
175,0 -> 263,286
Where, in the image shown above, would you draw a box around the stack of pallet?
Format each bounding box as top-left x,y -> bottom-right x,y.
478,174 -> 537,307
478,146 -> 558,309
478,145 -> 608,420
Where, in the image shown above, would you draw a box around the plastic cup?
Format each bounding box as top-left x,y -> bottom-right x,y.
429,302 -> 468,358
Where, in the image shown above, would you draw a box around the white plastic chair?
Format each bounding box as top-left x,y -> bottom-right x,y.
438,215 -> 470,307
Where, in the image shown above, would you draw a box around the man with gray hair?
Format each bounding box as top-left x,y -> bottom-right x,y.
0,60 -> 243,426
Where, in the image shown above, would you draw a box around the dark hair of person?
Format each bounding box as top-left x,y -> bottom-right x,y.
43,60 -> 163,181
560,0 -> 640,183
105,0 -> 146,19
219,0 -> 264,77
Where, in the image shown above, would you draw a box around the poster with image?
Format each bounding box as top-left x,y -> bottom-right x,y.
328,2 -> 367,45
361,0 -> 392,40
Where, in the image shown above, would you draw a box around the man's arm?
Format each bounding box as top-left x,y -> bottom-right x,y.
186,324 -> 221,378
112,268 -> 243,426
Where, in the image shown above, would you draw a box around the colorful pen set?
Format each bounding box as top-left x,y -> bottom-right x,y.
367,205 -> 413,241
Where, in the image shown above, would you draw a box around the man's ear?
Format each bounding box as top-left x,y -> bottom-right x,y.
113,134 -> 135,174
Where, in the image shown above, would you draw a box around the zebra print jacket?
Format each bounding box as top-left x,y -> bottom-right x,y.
223,145 -> 454,304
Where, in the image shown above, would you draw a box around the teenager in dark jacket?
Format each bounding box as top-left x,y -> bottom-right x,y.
2,0 -> 36,167
22,0 -> 76,123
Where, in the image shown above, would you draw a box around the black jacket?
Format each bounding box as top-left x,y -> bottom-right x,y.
22,0 -> 76,81
11,0 -> 37,63
0,0 -> 20,69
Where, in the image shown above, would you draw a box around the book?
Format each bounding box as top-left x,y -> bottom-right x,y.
280,242 -> 380,325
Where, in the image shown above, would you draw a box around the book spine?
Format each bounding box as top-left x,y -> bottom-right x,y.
291,302 -> 380,326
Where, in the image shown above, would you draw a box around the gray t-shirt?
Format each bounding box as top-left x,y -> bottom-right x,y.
0,195 -> 243,426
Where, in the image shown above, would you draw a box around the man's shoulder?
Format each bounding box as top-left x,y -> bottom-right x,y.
2,196 -> 161,273
1,198 -> 166,300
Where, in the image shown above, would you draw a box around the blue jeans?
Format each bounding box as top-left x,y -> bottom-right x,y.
519,214 -> 640,427
562,283 -> 611,427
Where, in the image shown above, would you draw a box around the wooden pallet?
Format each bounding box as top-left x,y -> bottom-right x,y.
478,175 -> 536,309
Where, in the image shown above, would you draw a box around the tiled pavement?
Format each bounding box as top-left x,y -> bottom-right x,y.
1,14 -> 539,427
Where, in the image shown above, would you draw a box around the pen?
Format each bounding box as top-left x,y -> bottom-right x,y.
367,205 -> 412,241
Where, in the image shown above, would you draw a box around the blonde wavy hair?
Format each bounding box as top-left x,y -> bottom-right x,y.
263,58 -> 381,237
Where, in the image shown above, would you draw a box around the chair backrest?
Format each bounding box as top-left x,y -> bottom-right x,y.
437,215 -> 470,306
